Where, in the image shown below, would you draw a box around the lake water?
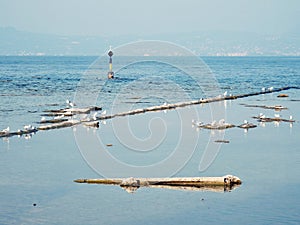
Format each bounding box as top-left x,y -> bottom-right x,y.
0,55 -> 299,224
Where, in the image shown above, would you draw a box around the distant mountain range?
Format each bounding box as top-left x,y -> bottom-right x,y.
0,27 -> 299,56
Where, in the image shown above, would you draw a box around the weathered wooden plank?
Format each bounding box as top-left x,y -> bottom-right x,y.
74,175 -> 241,187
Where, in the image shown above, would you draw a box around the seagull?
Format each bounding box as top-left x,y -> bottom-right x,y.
41,117 -> 46,122
1,127 -> 10,134
101,110 -> 107,115
244,120 -> 248,124
274,114 -> 280,118
163,102 -> 167,106
24,125 -> 32,130
268,87 -> 274,91
223,91 -> 228,97
92,112 -> 98,120
290,115 -> 293,120
218,119 -> 225,125
259,113 -> 266,119
211,120 -> 217,126
261,87 -> 266,92
24,125 -> 36,131
24,134 -> 32,140
66,99 -> 76,107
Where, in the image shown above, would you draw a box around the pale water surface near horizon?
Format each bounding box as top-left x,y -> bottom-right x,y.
0,56 -> 299,224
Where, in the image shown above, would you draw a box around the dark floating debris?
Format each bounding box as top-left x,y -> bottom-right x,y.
237,120 -> 257,129
43,106 -> 102,117
38,120 -> 80,130
277,94 -> 289,98
214,140 -> 230,143
74,175 -> 242,193
83,121 -> 99,128
240,103 -> 287,111
39,118 -> 69,124
252,113 -> 295,123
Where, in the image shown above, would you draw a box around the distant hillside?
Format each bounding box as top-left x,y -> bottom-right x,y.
0,27 -> 299,56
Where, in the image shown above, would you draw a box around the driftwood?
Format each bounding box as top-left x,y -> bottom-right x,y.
0,128 -> 38,138
214,140 -> 230,143
277,94 -> 289,98
42,106 -> 102,117
240,104 -> 287,111
252,116 -> 295,123
192,120 -> 235,130
237,122 -> 257,129
1,86 -> 298,139
200,123 -> 235,130
92,86 -> 296,122
83,121 -> 99,128
38,120 -> 80,130
39,118 -> 69,124
74,175 -> 241,193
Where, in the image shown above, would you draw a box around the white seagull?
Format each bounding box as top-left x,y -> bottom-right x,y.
92,112 -> 98,120
66,99 -> 76,107
101,110 -> 107,115
219,119 -> 225,125
1,127 -> 10,134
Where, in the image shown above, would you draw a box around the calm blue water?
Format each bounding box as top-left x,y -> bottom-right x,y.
0,56 -> 299,224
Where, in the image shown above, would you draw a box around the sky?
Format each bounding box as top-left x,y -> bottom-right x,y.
0,0 -> 299,36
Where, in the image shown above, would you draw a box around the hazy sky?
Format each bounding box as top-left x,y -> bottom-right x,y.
0,0 -> 299,36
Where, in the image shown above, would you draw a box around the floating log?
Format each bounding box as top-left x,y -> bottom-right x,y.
74,175 -> 241,193
39,118 -> 69,124
237,123 -> 257,129
43,106 -> 102,117
214,140 -> 230,143
200,123 -> 235,130
240,104 -> 287,111
38,120 -> 80,130
252,116 -> 295,123
83,121 -> 99,128
277,94 -> 289,98
0,128 -> 38,138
